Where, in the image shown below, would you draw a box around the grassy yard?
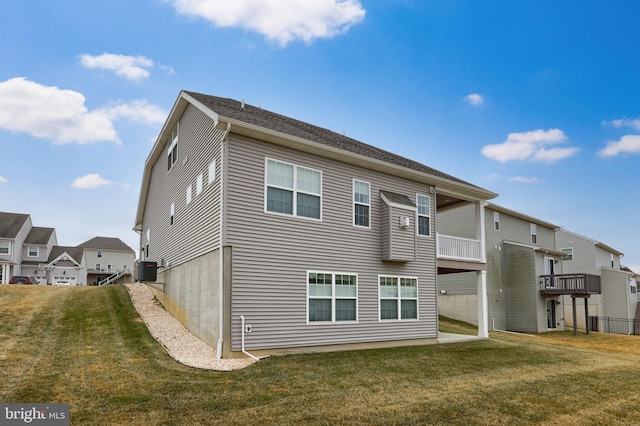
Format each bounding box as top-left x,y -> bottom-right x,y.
3,285 -> 640,425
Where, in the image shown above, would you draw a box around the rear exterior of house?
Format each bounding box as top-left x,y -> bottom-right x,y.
437,203 -> 566,333
134,91 -> 496,357
556,229 -> 633,332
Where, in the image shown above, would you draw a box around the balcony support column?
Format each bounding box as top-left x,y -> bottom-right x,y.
477,270 -> 488,338
584,298 -> 590,335
475,201 -> 487,263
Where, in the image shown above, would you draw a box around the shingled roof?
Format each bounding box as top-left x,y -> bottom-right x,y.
77,237 -> 134,252
184,91 -> 481,189
0,212 -> 30,239
24,227 -> 55,245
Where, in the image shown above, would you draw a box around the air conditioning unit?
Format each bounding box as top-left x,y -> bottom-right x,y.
138,261 -> 158,282
399,216 -> 410,228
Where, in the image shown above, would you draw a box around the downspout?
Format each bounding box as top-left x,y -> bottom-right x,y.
216,122 -> 231,359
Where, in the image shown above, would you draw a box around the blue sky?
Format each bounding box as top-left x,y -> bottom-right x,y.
1,0 -> 639,271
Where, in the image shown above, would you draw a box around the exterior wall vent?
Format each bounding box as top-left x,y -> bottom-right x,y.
399,216 -> 410,229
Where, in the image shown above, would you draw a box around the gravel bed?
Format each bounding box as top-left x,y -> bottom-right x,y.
125,283 -> 256,371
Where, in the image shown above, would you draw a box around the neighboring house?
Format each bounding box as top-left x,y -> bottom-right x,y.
556,229 -> 635,332
134,91 -> 497,358
77,237 -> 135,285
437,203 -> 587,333
0,212 -> 33,283
0,211 -> 134,286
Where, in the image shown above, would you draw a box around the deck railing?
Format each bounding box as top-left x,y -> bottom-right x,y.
539,273 -> 601,295
436,233 -> 482,262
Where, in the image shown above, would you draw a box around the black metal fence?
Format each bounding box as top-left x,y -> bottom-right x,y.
589,316 -> 640,335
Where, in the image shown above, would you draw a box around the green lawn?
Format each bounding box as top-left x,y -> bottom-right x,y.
2,284 -> 640,425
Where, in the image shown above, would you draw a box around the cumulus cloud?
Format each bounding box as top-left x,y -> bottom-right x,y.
603,117 -> 640,131
0,77 -> 166,145
0,176 -> 7,184
481,128 -> 579,163
169,0 -> 366,46
71,174 -> 113,189
79,53 -> 155,80
508,176 -> 541,183
598,135 -> 640,157
465,93 -> 484,106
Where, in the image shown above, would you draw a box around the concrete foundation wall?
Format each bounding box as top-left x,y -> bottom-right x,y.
153,250 -> 221,348
438,294 -> 479,326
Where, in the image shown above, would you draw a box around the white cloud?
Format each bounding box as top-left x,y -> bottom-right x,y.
598,135 -> 640,157
508,176 -> 541,183
603,117 -> 640,131
71,174 -> 113,189
465,93 -> 484,106
0,176 -> 7,184
79,53 -> 155,80
169,0 -> 366,46
481,128 -> 579,163
0,77 -> 166,144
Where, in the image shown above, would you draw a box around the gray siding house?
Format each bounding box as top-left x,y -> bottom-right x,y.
437,203 -> 573,333
134,91 -> 497,358
556,229 -> 635,332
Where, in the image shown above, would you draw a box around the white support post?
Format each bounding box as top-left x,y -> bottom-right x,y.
477,270 -> 489,338
475,201 -> 487,263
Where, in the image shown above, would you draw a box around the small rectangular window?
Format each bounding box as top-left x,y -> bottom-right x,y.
0,240 -> 9,255
28,246 -> 38,257
417,194 -> 430,236
379,276 -> 418,320
208,160 -> 216,184
353,180 -> 370,227
196,174 -> 203,195
530,223 -> 537,244
170,202 -> 175,226
494,212 -> 500,231
97,251 -> 102,258
561,248 -> 573,261
96,263 -> 101,271
186,185 -> 192,205
167,123 -> 179,171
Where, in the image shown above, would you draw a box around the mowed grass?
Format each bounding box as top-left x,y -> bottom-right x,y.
3,285 -> 640,425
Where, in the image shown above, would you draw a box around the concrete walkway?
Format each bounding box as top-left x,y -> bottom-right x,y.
437,332 -> 487,344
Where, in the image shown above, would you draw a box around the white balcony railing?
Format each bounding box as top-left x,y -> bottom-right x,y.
436,233 -> 482,262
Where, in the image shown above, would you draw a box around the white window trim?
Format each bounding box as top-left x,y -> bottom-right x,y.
561,247 -> 574,261
307,271 -> 358,324
97,251 -> 102,258
167,122 -> 179,171
416,194 -> 431,237
494,211 -> 500,231
28,246 -> 39,257
264,158 -> 323,221
170,202 -> 175,226
353,179 -> 371,229
0,240 -> 10,255
378,275 -> 419,321
530,223 -> 538,244
208,159 -> 216,185
186,184 -> 193,205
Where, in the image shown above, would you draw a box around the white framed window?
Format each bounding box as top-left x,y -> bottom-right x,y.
530,223 -> 537,244
97,251 -> 102,258
417,194 -> 430,236
307,272 -> 357,323
167,123 -> 179,171
28,246 -> 39,257
0,240 -> 9,255
170,202 -> 175,226
353,180 -> 370,228
208,160 -> 216,184
107,264 -> 113,272
96,263 -> 101,271
265,158 -> 321,219
186,185 -> 192,205
562,247 -> 573,261
379,276 -> 418,320
494,212 -> 500,231
196,173 -> 203,195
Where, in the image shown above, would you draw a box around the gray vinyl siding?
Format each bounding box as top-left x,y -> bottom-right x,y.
596,246 -> 620,269
436,204 -> 477,296
601,268 -> 633,319
225,133 -> 437,351
381,202 -> 417,262
503,243 -> 538,332
555,230 -> 597,275
141,104 -> 224,268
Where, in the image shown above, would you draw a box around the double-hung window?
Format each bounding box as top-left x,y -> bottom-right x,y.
353,180 -> 370,227
416,194 -> 430,236
379,276 -> 418,320
308,272 -> 357,322
561,247 -> 573,261
530,223 -> 537,244
266,159 -> 321,219
494,212 -> 500,231
0,240 -> 9,255
167,123 -> 178,171
28,246 -> 38,257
